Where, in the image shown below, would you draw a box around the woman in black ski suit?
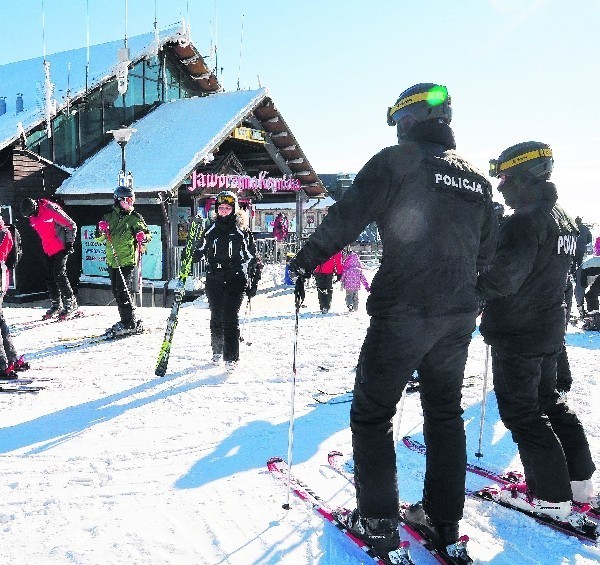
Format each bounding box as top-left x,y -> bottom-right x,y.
194,191 -> 258,371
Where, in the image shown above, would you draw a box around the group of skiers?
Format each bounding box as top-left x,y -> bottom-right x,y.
310,249 -> 371,314
0,185 -> 151,378
288,82 -> 598,561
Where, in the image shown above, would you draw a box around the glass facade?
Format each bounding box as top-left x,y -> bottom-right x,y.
25,49 -> 201,168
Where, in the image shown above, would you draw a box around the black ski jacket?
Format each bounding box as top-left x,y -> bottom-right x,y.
477,182 -> 577,353
194,211 -> 257,281
295,140 -> 498,317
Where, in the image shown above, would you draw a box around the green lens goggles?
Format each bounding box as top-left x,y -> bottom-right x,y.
489,159 -> 500,177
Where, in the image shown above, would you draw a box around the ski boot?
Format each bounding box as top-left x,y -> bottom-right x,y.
107,321 -> 127,337
211,353 -> 222,365
59,297 -> 79,320
13,355 -> 30,372
339,509 -> 402,559
403,502 -> 472,564
494,483 -> 572,520
225,360 -> 238,373
0,364 -> 18,380
127,319 -> 144,335
42,301 -> 62,320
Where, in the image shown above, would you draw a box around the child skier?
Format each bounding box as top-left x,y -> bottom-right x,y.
340,250 -> 370,312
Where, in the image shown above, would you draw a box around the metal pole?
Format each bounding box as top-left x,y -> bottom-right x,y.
283,291 -> 301,510
393,388 -> 407,446
120,142 -> 126,172
475,345 -> 491,459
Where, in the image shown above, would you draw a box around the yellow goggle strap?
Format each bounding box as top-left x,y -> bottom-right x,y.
387,90 -> 447,122
497,148 -> 552,174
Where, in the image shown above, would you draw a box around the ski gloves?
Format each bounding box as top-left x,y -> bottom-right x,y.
246,260 -> 263,299
288,256 -> 311,308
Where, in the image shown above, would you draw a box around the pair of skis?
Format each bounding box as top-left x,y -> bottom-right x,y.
0,379 -> 46,393
402,436 -> 599,541
10,311 -> 99,334
268,453 -> 472,565
155,215 -> 204,377
61,329 -> 147,349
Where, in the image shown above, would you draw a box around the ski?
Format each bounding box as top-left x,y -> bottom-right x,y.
327,451 -> 472,565
472,486 -> 599,543
0,379 -> 34,385
402,435 -> 600,520
10,311 -> 100,333
155,215 -> 204,377
267,457 -> 414,565
312,391 -> 353,405
62,330 -> 148,349
0,385 -> 44,393
402,436 -> 502,483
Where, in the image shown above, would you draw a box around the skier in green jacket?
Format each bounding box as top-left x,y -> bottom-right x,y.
96,186 -> 151,336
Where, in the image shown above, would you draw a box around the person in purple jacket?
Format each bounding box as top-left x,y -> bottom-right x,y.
341,250 -> 370,312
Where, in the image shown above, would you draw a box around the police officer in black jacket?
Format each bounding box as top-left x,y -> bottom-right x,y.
477,142 -> 596,522
290,83 -> 498,557
194,191 -> 258,372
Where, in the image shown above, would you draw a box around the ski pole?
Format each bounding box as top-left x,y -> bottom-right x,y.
245,297 -> 253,346
136,240 -> 143,308
393,388 -> 407,446
283,288 -> 301,510
105,233 -> 136,307
239,297 -> 251,343
475,345 -> 490,459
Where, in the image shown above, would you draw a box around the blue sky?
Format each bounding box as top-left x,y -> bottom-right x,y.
1,0 -> 599,224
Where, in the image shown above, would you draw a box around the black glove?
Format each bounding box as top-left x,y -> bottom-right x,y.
335,274 -> 342,283
288,257 -> 311,280
64,242 -> 74,254
246,284 -> 257,298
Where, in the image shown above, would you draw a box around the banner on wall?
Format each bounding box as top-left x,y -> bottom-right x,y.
81,225 -> 163,280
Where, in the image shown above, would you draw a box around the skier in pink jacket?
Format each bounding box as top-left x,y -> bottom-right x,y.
21,198 -> 78,319
341,250 -> 371,312
314,251 -> 344,314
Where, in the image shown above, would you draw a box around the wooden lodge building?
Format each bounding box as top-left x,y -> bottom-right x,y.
0,23 -> 324,304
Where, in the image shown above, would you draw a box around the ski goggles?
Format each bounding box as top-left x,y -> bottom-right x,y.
119,196 -> 135,203
387,86 -> 450,126
489,147 -> 552,178
216,194 -> 236,206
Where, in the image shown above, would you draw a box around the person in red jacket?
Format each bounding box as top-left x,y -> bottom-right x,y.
0,217 -> 30,378
313,250 -> 343,313
21,198 -> 78,319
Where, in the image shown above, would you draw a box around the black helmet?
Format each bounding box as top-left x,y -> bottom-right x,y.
387,83 -> 452,140
214,190 -> 237,214
489,141 -> 553,180
20,198 -> 38,218
114,185 -> 135,200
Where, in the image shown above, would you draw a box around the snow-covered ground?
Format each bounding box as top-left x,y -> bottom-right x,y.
1,264 -> 599,565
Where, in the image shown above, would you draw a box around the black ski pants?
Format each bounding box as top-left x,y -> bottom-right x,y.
314,273 -> 334,311
585,277 -> 600,311
492,347 -> 595,502
44,250 -> 74,304
0,292 -> 17,371
351,309 -> 476,524
205,270 -> 246,362
109,266 -> 136,325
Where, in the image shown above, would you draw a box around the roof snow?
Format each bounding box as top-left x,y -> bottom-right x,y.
57,89 -> 268,196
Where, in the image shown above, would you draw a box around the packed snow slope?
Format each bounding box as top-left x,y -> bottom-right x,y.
1,264 -> 599,565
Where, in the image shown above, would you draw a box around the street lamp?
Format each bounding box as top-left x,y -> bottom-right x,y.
107,126 -> 137,174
